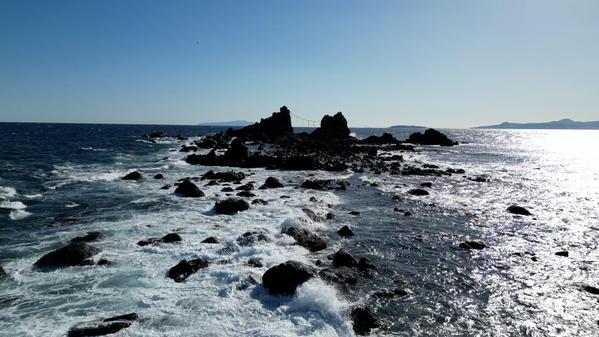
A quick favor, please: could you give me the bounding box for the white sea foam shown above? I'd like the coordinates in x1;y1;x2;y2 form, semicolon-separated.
0;186;17;199
23;193;43;199
0;200;27;210
9;209;32;220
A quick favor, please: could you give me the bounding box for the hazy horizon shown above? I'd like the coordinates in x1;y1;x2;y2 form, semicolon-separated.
1;0;598;127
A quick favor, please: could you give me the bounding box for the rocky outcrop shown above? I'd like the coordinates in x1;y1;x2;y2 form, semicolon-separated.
282;227;327;252
332;249;357;268
35;242;101;268
350;307;380;335
507;205;532;216
71;232;103;243
406;128;457;146
260;177;284;189
137;233;182;246
174;180;204;197
361;133;399;145
214;198;250;215
319;266;358;286
226;106;293;141
168;258;209;282
262;261;317;295
67;313;138;337
121;171;142;181
202;170;245;182
310;112;351;140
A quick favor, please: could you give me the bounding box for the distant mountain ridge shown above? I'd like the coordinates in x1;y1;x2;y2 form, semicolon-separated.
389;124;426;129
476;118;599;130
198;120;253;127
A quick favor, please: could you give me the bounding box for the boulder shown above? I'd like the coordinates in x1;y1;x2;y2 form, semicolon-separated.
260;177;284;189
350;307;380;335
332;249;357;268
262;261;317;295
215;198;250;215
121;171;142;181
168;258;209;282
235;183;254;191
360;133;399;144
202;170;246;182
406;128;457;146
507;205;532;216
201;237;219;244
236;231;269;246
174;180;204;197
247;258;264;268
236;191;256;198
420;182;433;188
153;174;164;179
319;266;358;286
35;242;101;268
408;188;429;196
459;241;486;250
71;232;103;243
300;179;331;190
137;233;182;246
282;227;327;252
67;313;138;337
337;225;354;237
310;112;351;140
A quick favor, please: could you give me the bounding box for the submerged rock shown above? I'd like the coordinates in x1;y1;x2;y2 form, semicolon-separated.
507;205;532;216
168;258;209;282
420;182;433;188
215;198;250;215
174;180;205;197
137;233;182;246
350;306;380;335
459;241;486;250
121;171;143;181
71;232;103;243
406;128;457;146
236;191;256;198
282;227;327;252
153;173;164;179
260;177;284;189
251;199;268;205
407;188;429;196
319;266;358;286
262;261;317;295
337;225;354;237
67;313;138;337
34;242;101;268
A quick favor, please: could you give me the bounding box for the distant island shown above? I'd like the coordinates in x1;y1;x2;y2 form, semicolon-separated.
476;118;599;130
389;124;426;129
198;120;253;127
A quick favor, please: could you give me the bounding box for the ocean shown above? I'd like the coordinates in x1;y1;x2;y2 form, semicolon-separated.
0;123;598;337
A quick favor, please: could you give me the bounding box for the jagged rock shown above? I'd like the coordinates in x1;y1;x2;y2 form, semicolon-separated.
153;174;164;179
168;258;209;282
262;261;317;295
361;133;399;144
282;227;327;252
459;241;486;250
507;205;532;216
260;177;284;189
408;188;429;196
67;313;138;337
406;128;457;146
350;306;380;335
174;180;204;197
215;198;250;215
71;232;103;243
121;171;142;181
35;242;101;268
337;225;354;237
226;106;293;141
247;258;263;268
310;112;351;140
201;236;219;244
236;231;269;246
333;249;357;268
203;170;245;182
319;266;358;286
137;233;182;246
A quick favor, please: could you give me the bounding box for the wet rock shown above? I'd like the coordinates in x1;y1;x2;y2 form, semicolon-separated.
67;313;138;337
310;112;351;140
262;261;317;295
357;257;377;272
282;227;327;252
0;266;7;279
302;208;324;222
350;306;380;335
96;259;111;266
333;249;357;268
222;138;249;166
168;258;209;282
584;285;599;295
326;213;336;220
420;182;433;188
34;242;101;268
247;258;263;268
235;183;254;191
468;175;490;182
202;170;246;182
215;198;250;215
252;199;268;205
300;179;330;190
406;128;457;146
337;225;354;237
236;231;269;246
71;232;103;243
361;133;399;145
201;236;219;244
459;241;486;250
507;205;532;216
137;233;182;246
555;251;569;257
349;211;360;216
160;184;171;190
260;177;284;189
319;266;358;286
153;173;164;179
121;171;142;181
408;188;429;196
309;196;317;202
174;179;204;197
236;191;256;198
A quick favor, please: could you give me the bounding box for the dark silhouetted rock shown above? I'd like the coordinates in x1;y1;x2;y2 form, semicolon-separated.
260;177;284;189
319;266;358;286
221;187;234;192
300;179;331;190
160;184;171;190
215;198;250;215
337;225;354;237
97;259;111;266
226;106;293;141
67;313;138;337
236;231;269;246
555;251;569;257
459;241;486;250
408;188;429;196
420;182;433;188
235;183;254;191
236;191;256;198
121;171;142;181
137;233;182;246
406;128;457;146
247;258;263;268
357;257;377;272
333;249;357;268
326;212;335;220
203;170;246;182
349;211;360;216
310;112;351;140
282;227;327;252
351;307;380;335
174;180;204;197
361;133;399;144
153;174;164;179
507;205;532;216
262;261;317;295
71;232;103;243
584;285;599;295
201;236;219;244
35;242;101;268
223;138;249;165
168;258;209;282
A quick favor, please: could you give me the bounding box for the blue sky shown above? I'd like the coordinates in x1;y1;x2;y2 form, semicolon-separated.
0;0;598;127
